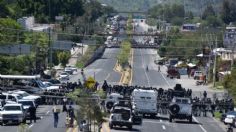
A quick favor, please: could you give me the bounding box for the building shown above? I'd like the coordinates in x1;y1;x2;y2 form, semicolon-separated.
223;26;236;49
17;16;53;32
213;48;236;61
181;24;197;32
17;16;34;30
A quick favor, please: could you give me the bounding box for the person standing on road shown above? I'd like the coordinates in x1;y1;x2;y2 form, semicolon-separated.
203;91;207;98
68;105;75;127
158;65;161;72
53;106;59;128
29;104;36;123
62;96;67;112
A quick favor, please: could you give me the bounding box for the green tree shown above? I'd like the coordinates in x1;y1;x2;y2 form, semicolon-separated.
221;0;236;24
67;88;106;131
202;5;216;20
206;16;222;27
57;51;70;67
0;18;21;45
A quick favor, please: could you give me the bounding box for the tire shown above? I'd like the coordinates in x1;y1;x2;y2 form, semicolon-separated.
109;123;113;129
128;125;132;130
106;102;114;110
169;115;173;122
169;104;180;115
22;118;26;123
150;114;156;118
189;116;192;123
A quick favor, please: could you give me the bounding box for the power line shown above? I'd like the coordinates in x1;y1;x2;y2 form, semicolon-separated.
0;26;224;41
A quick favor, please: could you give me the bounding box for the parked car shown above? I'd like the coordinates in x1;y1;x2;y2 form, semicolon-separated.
0;93;23;103
167;68;180;79
0;103;27;125
59;72;70;81
48;79;61;85
193;71;203;80
64;67;73;75
11;90;41;106
221;111;236;123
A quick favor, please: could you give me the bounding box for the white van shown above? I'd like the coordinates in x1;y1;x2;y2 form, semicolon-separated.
131;89;157;117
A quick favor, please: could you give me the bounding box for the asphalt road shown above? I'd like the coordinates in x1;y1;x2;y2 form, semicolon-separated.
0;105;67;132
110;19;226;132
69;48;121;85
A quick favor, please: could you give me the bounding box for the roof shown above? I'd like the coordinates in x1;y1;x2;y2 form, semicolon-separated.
18;99;34;102
113;106;131;110
0;74;40;79
226;26;236;30
182;24;197;27
4;103;22;106
133;89;156;93
219;71;231;75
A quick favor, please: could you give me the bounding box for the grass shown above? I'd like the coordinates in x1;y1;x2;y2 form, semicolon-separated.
214;111;222;120
76;45;97;68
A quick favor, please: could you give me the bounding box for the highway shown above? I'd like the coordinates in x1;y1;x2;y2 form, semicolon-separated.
110;19;226;132
131;48;176;88
0;105;67;132
69;48;121;85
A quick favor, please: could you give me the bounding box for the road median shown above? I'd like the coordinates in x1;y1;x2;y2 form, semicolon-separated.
114;49;133;85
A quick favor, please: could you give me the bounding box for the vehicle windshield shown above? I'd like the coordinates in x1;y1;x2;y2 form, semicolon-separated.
4;106;21;111
112;109;130;114
22;92;30;97
16;95;23;100
18;101;33;106
61;72;67;75
37;80;47;88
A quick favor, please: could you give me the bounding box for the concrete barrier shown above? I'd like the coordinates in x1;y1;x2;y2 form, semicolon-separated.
84;46;106;67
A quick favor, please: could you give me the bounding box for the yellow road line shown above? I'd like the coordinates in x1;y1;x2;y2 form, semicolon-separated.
101;122;110;132
129;49;134;85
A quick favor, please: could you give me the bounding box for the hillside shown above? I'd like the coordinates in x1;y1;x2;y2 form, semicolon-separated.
98;0;223;16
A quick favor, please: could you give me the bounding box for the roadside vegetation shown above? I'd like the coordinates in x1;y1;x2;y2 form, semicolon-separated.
223;68;236;102
67;88;106;132
0;0;112;75
126;15;133;38
117;40;131;67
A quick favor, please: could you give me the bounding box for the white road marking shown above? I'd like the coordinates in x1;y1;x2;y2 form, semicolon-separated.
162;125;166;130
46;110;50;115
140;49;150;87
160;72;171;87
29;123;34;128
193;116;207;132
160;119;163;122
105;73;110;80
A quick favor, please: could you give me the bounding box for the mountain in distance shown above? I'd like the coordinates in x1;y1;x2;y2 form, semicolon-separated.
98;0;224;16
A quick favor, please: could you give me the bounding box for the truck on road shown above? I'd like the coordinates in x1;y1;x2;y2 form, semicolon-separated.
0;103;27;125
131;89;157;117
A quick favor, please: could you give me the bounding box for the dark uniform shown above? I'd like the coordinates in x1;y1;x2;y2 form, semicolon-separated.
28;105;36;123
68;106;75;127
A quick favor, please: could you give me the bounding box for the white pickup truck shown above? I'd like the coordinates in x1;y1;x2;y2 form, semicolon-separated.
0;103;27;125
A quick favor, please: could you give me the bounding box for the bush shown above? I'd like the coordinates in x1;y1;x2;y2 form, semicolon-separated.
57;51;71;67
117;40;131;67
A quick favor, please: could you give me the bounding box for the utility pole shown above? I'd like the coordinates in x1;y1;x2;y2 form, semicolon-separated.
48;27;53;70
213;36;217;87
206;34;211;82
231;38;236;71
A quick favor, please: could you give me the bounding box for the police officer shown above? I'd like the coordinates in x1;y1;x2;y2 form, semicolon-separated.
203;91;207;98
68;105;75;127
28;104;36;123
